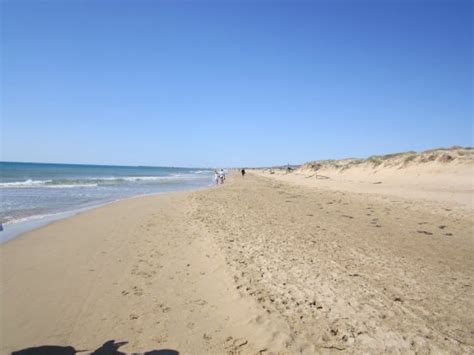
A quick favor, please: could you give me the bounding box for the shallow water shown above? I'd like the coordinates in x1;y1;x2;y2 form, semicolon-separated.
0;162;214;241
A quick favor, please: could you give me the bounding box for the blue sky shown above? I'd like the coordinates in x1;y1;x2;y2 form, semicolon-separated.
2;0;472;167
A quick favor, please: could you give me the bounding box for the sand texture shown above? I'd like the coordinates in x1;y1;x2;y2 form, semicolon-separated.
1;160;473;353
196;174;473;353
1;192;288;354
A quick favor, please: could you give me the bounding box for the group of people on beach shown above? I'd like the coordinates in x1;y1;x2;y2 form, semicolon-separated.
214;168;246;185
214;169;226;184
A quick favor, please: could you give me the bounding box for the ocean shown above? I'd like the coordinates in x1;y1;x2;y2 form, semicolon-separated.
0;162;214;242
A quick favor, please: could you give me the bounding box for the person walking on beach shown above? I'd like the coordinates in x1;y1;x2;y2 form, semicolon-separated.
219;169;226;184
214;170;219;185
241;168;246;177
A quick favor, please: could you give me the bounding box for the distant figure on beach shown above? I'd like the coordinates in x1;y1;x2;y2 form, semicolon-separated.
219;169;226;184
241;168;246;177
214;170;219;185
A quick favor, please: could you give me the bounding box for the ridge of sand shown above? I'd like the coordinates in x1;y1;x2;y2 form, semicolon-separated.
2;172;473;353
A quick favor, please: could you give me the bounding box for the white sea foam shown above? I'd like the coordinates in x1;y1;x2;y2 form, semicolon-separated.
47;183;99;188
120;175;203;181
0;179;52;187
4;212;58;225
0;180;98;188
0;174;211;188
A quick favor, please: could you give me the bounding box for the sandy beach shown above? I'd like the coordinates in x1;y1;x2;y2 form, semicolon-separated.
1;152;473;354
3;0;472;353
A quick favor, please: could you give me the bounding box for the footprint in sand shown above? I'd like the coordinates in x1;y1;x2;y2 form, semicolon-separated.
193;299;208;306
224;337;248;351
132;286;144;296
370;219;381;227
157;304;171;313
417;230;433;235
153;335;168;344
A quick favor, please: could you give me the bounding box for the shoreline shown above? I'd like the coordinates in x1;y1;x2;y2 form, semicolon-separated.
0;183;214;244
1;174;472;353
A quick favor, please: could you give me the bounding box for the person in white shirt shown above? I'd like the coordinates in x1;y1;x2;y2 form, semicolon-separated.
219;169;226;184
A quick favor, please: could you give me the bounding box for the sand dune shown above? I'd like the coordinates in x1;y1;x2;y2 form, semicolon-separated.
255;147;473;208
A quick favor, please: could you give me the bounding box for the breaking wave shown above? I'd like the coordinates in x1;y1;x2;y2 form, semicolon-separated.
0;174;212;189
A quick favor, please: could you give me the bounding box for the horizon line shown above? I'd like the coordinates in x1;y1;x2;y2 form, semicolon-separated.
1;145;471;170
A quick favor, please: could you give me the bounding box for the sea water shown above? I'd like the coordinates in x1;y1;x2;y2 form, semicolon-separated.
0;162;214;242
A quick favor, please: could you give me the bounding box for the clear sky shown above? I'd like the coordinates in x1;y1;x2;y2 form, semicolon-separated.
1;0;472;167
